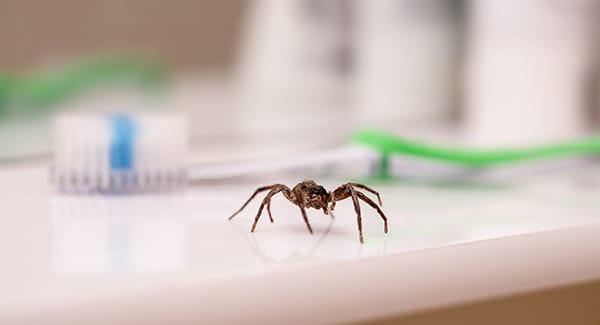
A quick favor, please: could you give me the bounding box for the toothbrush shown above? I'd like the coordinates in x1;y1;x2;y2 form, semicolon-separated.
353;129;600;179
1;55;165;113
53;123;600;193
52;113;187;193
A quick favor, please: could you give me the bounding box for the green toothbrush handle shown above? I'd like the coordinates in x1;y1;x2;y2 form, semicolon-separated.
353;129;600;168
1;54;165;111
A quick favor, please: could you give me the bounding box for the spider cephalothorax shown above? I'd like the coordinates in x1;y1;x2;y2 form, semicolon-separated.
229;180;388;243
293;180;329;210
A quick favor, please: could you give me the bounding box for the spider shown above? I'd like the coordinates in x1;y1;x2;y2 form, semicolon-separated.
228;180;388;243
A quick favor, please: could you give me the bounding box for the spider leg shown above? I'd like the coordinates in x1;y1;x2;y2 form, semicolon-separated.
229;184;278;220
250;200;267;232
356;192;388;234
327;207;335;219
294;190;314;234
251;186;289;231
347;186;364;244
348;183;383;206
327;193;336;219
266;200;274;223
266;185;292;223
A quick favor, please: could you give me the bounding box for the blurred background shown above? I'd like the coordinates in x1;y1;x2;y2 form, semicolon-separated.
2;0;599;164
0;0;244;72
3;1;600;323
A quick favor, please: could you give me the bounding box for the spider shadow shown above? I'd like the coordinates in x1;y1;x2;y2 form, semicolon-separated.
229;218;336;268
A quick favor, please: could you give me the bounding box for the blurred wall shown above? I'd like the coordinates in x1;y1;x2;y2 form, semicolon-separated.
0;0;247;72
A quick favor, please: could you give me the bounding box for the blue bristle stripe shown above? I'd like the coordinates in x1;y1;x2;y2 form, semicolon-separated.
110;114;137;170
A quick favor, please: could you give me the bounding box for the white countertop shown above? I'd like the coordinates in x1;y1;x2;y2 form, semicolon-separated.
1;163;600;324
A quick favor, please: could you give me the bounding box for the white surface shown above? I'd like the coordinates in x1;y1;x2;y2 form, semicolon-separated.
13;224;600;324
1;163;600;323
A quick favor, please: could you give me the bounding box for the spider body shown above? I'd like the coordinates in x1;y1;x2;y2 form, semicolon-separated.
229;180;388;243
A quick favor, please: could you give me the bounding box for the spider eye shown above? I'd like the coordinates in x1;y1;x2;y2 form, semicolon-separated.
312;186;326;196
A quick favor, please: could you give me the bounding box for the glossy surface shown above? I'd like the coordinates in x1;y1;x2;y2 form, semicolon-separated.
1;164;600;316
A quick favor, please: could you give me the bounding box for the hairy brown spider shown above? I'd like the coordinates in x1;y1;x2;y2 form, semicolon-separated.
228;180;388;243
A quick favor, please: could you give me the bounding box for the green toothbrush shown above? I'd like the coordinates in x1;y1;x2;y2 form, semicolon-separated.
0;54;165;114
353;129;600;179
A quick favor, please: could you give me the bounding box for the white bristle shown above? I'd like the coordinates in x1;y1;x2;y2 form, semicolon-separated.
52;113;188;193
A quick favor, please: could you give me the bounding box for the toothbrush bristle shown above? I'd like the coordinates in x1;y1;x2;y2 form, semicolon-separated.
51;114;188;193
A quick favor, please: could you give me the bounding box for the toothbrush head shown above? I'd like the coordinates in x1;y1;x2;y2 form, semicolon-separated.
51;113;188;193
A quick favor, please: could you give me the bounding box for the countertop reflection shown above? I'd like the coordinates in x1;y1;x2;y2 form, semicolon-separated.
1;165;600;315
